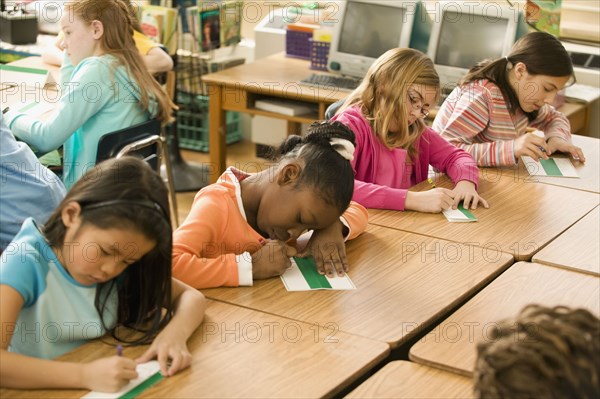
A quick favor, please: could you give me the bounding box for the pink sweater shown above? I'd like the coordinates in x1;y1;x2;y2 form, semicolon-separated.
332;105;479;211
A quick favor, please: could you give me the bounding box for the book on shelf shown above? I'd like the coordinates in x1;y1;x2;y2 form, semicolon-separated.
139;5;178;54
254;99;315;116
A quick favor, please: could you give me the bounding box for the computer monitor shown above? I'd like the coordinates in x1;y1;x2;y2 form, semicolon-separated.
427;1;518;91
327;0;430;79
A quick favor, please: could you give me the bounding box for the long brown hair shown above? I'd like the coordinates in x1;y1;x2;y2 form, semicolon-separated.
460;31;574;118
64;0;175;124
44;157;173;344
336;48;440;156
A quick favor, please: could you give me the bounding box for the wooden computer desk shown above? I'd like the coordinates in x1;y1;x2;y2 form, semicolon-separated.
0;300;389;399
368;174;599;261
409;262;600;376
533;206;599;276
204;224;513;349
202;52;347;183
487;134;600;194
346;361;474;399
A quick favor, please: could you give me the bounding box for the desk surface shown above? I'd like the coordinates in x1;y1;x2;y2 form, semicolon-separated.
346;361;474;399
533;206;599;276
202;52;347;104
0;300;389;399
369;174;599;261
409;262;600;376
487;135;600;194
204;224;513;349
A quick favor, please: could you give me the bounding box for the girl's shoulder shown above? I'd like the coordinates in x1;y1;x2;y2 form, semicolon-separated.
458;79;503;102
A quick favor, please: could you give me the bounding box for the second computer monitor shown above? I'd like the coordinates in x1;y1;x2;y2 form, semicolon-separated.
427;2;518;91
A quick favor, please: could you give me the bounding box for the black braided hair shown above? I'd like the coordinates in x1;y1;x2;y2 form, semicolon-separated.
273;120;356;213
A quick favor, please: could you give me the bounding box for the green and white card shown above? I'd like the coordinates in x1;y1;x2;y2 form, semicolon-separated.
281;257;356;291
522;156;579;178
81;361;162;399
443;203;478;223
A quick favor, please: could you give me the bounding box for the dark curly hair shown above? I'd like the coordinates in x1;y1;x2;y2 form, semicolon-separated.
271;120;356;214
474;304;600;399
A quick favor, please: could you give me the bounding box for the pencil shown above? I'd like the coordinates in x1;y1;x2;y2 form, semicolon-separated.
427;177;436;188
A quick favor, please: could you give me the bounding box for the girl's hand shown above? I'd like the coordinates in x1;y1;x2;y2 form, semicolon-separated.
546;137;586;163
300;220;347;277
136;331;192;377
405;188;454;213
514;134;549;161
252;240;297;279
452;181;489;210
82;356;138;392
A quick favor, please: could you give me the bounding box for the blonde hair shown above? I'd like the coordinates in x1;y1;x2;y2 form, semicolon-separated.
64;0;176;124
337;48;440;155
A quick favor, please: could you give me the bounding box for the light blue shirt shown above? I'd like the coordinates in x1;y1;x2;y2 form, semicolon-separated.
5;53;154;189
0;114;66;250
0;218;118;359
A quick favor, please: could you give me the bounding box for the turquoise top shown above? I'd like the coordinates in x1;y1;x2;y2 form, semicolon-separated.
5;53;156;188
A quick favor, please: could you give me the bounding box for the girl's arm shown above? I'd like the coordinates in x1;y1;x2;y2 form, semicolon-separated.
0;285;137;391
144;47;174;75
531;105;585;162
172;193;256;289
136;279;205;377
433;85;517;167
353;179;410;211
5;58;113;153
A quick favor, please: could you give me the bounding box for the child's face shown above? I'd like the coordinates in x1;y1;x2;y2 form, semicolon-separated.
403;84;437;127
60;12;102;66
514;71;570;113
58;204;156;286
256;178;341;243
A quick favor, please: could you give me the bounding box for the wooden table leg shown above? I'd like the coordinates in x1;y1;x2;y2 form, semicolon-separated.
208;84;226;183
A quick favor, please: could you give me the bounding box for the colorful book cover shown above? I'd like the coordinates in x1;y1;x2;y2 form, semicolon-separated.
140;5;178;54
525;0;562;37
220;1;242;47
199;7;221;52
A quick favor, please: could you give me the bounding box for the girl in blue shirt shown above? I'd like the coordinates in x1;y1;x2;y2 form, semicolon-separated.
0;157;205;392
4;0;176;188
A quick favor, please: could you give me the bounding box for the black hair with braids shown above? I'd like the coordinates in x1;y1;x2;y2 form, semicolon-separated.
273;120;356;214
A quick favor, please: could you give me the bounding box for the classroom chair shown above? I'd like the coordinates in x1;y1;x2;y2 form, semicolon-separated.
325;99;345;120
96;119;179;227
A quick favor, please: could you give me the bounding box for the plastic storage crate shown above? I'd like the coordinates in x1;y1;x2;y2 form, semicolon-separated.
176;93;242;152
309;39;330;71
285;28;313;59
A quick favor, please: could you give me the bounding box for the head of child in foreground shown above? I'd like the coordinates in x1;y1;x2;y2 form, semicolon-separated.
259;121;356;242
474;304;600;399
341;48;440;151
43;156;174;343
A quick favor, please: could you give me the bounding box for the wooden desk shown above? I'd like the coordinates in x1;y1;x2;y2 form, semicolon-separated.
369;175;599;261
202;53;346;182
0;300;389;399
409;262;600;376
485;134;600;194
346;361;474;399
533;206;599;276
204;224;513;349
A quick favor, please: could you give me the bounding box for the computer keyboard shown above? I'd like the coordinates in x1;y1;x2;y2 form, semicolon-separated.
299;73;362;92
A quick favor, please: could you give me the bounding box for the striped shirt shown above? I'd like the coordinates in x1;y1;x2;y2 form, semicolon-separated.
432;79;571;166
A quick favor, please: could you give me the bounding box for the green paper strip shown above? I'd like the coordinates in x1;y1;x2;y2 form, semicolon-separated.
119;371;163;399
458;203;477;220
294;256;332;289
0;64;48;75
539;158;562;176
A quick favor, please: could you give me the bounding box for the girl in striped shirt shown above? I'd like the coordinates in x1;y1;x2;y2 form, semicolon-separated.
433;32;585;167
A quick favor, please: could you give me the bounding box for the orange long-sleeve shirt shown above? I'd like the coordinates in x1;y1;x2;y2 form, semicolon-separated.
172;168;368;289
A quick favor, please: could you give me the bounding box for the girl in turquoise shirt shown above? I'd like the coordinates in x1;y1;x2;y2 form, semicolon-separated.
4;0;175;188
